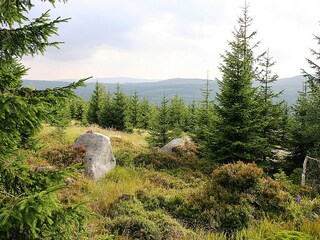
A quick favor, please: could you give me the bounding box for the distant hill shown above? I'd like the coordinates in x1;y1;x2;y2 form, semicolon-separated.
23;76;305;105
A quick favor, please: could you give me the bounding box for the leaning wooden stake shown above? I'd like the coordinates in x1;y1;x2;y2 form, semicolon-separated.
301;156;308;186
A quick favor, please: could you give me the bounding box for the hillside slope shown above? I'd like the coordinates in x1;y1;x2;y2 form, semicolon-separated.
18;123;320;239
23;75;304;105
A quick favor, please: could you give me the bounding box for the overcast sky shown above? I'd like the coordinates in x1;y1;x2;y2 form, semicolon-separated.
22;0;320;80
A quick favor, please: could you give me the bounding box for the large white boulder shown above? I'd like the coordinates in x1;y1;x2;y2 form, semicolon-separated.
73;132;116;180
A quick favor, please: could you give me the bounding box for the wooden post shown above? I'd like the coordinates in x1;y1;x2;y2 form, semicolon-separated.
301;156;308;186
301;156;320;186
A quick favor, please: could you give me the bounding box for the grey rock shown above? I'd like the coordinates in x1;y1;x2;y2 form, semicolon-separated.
159;138;186;155
73;132;116;180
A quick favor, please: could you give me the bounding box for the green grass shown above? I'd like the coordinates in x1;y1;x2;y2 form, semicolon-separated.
21;123;320;240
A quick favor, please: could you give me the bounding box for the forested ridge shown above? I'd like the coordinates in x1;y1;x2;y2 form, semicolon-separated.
1;1;320;239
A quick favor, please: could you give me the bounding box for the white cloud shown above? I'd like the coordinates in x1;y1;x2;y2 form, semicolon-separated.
21;0;320;80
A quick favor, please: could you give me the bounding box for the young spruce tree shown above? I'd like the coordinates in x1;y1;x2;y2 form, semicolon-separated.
0;1;89;238
207;4;265;163
193;76;214;149
112;84;128;130
256;50;288;166
147;94;174;147
87;82;106;125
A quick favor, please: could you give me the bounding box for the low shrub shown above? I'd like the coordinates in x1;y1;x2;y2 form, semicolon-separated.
114;150;135;167
137;190;204;229
148;211;192;239
105;195;145;218
212;202;255;234
106;195;191;239
111;215;162;240
133;150;212;177
134;151;187;170
143;171;188;190
192;162;293;234
256;177;291;216
42;145;86;167
210;161;264;193
172;142;200;158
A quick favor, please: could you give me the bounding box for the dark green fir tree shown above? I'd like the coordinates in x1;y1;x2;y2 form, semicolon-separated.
98;90;114;128
146;94;174;147
112;84;128;131
256;50;288;167
0;1;89;238
290;27;320;171
193;74;214;148
86;82;106;125
169;94;187;132
125;90;140;132
207;4;265;163
137;97;151;129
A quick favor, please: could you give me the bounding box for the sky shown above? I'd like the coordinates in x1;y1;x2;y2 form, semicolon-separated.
21;0;320;81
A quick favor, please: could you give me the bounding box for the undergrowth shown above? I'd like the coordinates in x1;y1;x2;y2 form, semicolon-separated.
19;124;320;240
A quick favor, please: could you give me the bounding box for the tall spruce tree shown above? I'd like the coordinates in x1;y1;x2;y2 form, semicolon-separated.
302;31;320;91
290;26;320;171
0;1;88;238
207;4;265;163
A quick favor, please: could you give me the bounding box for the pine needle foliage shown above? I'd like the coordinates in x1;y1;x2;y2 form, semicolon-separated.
256;50;289;165
207;4;265;163
290;25;320;170
147;94;175;147
0;1;89;239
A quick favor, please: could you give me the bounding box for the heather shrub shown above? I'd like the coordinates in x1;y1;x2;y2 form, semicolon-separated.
42;145;86;167
192;162;293;233
134;151;189;170
210;161;264;193
133;150;212;178
148;211;192;239
114;150;134;167
143;171;188;190
110;136;134;149
172;142;200;158
111;215;161;240
256;177;291;216
106;195;191;239
137;190;204;229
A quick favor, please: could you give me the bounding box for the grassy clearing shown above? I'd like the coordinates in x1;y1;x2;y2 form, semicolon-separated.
22;124;320;240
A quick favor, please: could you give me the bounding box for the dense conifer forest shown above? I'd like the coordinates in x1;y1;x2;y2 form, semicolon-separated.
1;1;320;239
